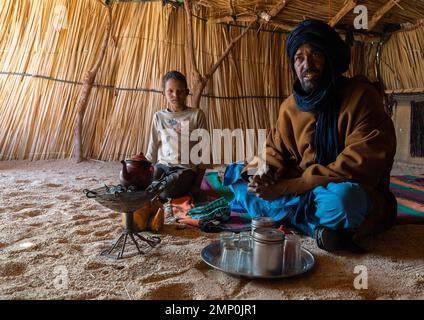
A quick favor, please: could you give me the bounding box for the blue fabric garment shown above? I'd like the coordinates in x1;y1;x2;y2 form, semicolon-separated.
223;163;370;236
293;75;343;166
223;163;299;221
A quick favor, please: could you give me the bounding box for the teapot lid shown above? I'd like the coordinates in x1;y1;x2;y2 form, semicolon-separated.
252;227;285;243
126;152;151;163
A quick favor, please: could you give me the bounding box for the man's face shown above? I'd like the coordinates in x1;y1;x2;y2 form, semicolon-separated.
294;43;326;93
163;78;189;109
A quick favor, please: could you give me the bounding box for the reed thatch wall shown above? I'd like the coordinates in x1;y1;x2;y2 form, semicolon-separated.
0;0;421;161
382;28;424;93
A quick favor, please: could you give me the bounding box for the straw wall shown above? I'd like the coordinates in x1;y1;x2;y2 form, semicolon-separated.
0;0;407;161
381;27;424;93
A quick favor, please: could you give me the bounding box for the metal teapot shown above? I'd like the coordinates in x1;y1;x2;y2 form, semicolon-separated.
119;153;153;191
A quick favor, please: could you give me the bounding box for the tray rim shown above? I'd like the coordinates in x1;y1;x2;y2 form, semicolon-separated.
201;241;316;279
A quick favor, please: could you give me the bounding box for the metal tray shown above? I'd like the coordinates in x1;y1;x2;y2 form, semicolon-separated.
201;241;316;279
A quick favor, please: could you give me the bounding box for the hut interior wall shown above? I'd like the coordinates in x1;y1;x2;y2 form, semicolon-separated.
0;0;422;161
382;28;424;93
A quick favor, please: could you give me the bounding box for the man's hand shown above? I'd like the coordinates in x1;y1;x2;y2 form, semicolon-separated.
248;164;281;186
250;181;284;200
250;176;315;200
247;164;284;200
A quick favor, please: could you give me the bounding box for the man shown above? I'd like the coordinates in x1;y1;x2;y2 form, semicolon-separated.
223;19;397;252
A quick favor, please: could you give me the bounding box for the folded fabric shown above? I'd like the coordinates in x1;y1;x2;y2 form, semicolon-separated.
176;200;231;228
187;197;229;220
199;211;252;233
170;195;195;215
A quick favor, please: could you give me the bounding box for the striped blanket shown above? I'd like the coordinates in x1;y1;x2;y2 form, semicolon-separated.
390;174;424;224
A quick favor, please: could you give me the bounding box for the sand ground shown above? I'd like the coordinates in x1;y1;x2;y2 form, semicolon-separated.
0;159;423;300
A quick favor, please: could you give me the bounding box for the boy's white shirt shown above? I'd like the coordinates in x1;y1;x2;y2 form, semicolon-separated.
145;107;208;170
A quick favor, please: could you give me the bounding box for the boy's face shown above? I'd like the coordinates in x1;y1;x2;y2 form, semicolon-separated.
163;78;189;109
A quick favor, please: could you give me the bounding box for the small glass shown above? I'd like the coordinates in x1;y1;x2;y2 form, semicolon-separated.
220;238;238;272
219;232;234;250
219;232;238;272
236;232;252;274
282;234;302;274
239;231;252;247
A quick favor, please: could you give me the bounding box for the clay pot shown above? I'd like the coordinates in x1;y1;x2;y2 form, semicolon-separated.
119;153;153;190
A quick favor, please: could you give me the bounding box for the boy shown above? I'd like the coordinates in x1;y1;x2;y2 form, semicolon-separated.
146;71;208;201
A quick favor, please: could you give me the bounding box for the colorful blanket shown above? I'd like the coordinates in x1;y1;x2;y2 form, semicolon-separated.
172;171;424;231
390;174;424;224
200;171;234;202
171;172;249;232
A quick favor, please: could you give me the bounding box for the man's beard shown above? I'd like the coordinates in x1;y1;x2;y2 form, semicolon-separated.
300;79;318;93
299;67;322;94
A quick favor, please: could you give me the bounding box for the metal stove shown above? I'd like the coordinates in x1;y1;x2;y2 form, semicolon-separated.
83;174;177;260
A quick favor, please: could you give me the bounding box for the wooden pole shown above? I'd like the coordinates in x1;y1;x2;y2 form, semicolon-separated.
368;0;402;31
74;1;112;162
328;0;357;27
268;0;288;18
184;0;256;109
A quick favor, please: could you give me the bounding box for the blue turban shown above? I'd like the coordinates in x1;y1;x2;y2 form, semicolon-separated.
286;19;350;74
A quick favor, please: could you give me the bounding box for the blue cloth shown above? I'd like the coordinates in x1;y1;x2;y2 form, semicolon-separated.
224;163;299;221
223;163;370;236
293;75;342;166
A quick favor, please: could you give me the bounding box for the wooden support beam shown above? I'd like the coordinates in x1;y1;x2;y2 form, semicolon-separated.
74;1;112;163
208;0;288;25
268;0;288;18
368;0;402;31
328;0;357;27
184;0;256;108
228;0;236;18
207;15;242;24
204;19;256;80
400;18;424;31
267;21;294;32
184;0;202;81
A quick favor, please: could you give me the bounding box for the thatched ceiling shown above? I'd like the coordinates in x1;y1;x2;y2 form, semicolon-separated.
192;0;424;34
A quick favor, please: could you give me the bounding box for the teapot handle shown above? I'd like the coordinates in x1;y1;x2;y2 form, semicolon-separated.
83;189;98;198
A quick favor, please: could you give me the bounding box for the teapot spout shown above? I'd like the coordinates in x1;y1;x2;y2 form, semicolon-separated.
120;160;129;181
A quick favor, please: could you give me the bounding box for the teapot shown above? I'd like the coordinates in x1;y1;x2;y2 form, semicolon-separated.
120;153;154;191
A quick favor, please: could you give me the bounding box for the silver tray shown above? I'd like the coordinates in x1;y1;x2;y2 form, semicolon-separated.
201;241;316;279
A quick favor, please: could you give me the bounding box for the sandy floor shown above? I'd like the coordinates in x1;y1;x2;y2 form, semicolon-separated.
0;160;423;300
